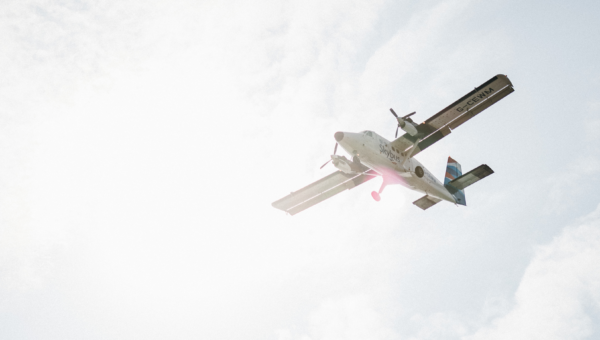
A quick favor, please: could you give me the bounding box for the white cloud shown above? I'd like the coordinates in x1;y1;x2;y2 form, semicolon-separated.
274;203;600;340
467;203;600;340
585;101;600;142
1;0;599;339
409;312;468;340
279;295;400;340
545;156;600;213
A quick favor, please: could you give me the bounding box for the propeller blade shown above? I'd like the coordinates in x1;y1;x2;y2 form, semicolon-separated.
320;159;332;169
402;111;416;119
334;143;338;155
395;126;399;138
389;108;398;118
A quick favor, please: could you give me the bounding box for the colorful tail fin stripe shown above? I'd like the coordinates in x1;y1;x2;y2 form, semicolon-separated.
444;157;462;185
444;156;466;205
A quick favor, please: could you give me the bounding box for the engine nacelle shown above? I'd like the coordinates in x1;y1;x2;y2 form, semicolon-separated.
398;119;419;136
332;156;353;173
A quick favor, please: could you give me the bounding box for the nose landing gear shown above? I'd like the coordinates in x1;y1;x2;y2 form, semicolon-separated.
371;191;381;201
371;180;387;202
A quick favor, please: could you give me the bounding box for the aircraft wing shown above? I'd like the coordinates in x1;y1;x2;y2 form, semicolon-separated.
272;170;379;215
390;74;514;157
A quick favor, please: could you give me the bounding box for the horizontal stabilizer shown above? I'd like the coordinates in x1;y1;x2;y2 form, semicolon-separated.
413;195;442;210
272;170;379;215
446;164;494;192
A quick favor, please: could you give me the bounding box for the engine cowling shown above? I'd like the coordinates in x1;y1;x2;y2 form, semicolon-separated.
331;155;368;174
398;119;419;136
332;156;353;173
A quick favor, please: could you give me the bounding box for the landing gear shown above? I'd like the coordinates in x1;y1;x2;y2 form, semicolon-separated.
371;191;381;201
371;179;387;202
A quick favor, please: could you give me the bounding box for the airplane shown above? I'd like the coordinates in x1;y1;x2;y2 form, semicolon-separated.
272;74;514;215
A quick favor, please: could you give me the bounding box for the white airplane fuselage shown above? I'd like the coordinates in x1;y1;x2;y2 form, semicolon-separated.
335;131;457;204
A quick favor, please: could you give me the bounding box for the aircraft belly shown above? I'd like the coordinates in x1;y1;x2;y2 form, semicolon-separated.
362;152;413;188
339;134;454;202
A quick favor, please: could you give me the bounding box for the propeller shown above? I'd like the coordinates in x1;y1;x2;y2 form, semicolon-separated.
319;143;338;169
390;108;416;138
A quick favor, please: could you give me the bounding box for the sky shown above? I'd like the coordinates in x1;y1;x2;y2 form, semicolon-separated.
1;0;600;339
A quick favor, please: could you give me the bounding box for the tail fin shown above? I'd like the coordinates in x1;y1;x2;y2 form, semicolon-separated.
444;157;462;185
445;157;466;205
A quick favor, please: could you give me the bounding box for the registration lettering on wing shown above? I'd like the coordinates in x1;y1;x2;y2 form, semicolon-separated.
456;87;495;112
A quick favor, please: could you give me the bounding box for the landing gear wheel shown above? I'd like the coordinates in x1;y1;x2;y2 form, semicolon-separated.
371;191;381;202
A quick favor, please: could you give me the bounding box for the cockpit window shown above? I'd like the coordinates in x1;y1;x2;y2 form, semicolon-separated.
365;131;373;137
